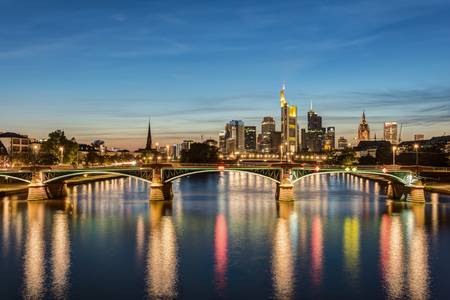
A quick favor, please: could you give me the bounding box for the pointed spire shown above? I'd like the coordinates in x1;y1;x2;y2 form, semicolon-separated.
145;118;152;150
280;82;287;107
362;110;366;121
310;100;313;111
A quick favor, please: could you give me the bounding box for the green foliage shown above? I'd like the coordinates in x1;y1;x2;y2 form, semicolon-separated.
180;143;218;163
39;130;78;165
333;149;356;166
85;150;104;166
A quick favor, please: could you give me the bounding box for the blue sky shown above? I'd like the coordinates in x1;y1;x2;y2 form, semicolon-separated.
1;0;449;149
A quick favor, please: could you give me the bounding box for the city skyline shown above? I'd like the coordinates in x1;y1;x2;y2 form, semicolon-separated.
1;0;450;149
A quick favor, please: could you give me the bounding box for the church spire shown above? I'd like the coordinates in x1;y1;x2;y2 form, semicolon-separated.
145;118;152;150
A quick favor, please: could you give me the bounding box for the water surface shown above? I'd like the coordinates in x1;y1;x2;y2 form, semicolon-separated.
1;173;450;299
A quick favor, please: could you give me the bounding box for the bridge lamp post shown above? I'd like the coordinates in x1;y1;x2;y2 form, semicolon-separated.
279;145;283;163
414;144;419;175
59;146;64;165
392;146;397;166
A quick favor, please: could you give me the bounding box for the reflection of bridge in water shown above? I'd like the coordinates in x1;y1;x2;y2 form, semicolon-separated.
0;164;426;202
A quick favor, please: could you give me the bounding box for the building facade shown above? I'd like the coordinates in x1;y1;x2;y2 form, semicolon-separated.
280;84;299;153
358;112;370;141
0;132;30;155
244;126;256;152
383;122;398;144
338;136;349;149
225;120;245;154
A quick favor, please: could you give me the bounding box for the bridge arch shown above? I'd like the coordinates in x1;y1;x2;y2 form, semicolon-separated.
43;171;153;184
0;174;31;184
291;170;410;185
164;169;281;184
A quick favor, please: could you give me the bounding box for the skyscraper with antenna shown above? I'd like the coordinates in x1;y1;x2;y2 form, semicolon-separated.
280;83;299;154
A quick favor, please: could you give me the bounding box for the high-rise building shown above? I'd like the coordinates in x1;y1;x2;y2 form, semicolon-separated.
307;103;322;131
414;134;425;141
218;130;226;153
338;136;349;149
260;117;275;153
383;122;398;144
181;139;194;151
323;127;335;151
358;111;370;141
225;120;245;154
301;128;324;152
280;84;298;153
261;116;275;134
244;126;257;152
145;119;152;150
270;131;282;153
301;103;329;152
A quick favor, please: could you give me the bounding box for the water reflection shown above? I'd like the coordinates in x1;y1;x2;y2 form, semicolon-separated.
146;201;178;299
272;202;295;299
311;216;323;287
51;211;70;299
214;214;228;292
0;174;449;299
23;202;46;300
343;217;360;285
380;203;430;299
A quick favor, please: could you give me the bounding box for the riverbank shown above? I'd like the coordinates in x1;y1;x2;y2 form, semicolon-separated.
0;174;125;197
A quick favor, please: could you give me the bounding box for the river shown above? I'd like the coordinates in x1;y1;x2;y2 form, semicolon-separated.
1;173;450;299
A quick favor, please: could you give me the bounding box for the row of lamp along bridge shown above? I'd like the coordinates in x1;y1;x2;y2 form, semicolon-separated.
17;165;427;203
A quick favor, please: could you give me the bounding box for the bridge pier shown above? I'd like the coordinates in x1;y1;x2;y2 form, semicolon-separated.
46;181;68;199
27;172;48;201
405;180;426;203
276;176;294;202
386;181;406;201
150;169;173;201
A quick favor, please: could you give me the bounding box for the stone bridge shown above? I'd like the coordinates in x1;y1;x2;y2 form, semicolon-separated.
0;165;424;202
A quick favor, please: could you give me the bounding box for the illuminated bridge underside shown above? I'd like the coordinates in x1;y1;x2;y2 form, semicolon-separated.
162;168;282;183
0;167;422;202
0;172;33;183
42;169;153;184
290;169;413;185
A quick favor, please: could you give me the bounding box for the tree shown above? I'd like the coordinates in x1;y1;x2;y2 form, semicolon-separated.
180;143;218;163
333;149;356;166
85;150;104;166
39;130;78;165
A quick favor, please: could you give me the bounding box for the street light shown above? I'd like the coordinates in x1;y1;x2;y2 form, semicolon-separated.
59;146;64;165
279;145;283;163
414;144;419;175
392;146;397;166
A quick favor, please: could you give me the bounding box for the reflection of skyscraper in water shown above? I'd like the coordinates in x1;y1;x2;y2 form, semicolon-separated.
311;216;323;287
379;210;430;299
214;214;228;293
343;217;360;286
146;202;177;299
272;204;295;299
51;212;70;299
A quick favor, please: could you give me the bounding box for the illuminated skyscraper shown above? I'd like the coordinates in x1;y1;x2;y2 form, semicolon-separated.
358;112;370;141
225;120;245;154
383;122;398;144
261;117;275;153
280;84;298;153
244;126;257;152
